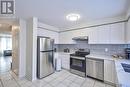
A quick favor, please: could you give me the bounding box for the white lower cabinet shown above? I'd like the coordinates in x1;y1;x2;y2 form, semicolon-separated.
59;53;70;70
104;60;116;85
54;53;70;70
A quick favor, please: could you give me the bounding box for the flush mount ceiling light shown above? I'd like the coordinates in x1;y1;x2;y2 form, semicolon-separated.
66;13;80;21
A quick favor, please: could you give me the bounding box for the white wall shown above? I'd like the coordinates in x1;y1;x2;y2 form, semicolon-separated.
26;17;37;81
18;19;26;78
12;26;20;75
0;27;11;33
11;19;27;78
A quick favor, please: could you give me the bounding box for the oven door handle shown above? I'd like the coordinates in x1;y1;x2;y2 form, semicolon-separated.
70;56;85;60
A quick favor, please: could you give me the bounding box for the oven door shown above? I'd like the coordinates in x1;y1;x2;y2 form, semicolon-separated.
70;56;86;72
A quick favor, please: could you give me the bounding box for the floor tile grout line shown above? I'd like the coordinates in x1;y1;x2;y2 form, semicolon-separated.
47;72;74;87
92;80;96;87
34;71;66;87
80;78;87;87
61;74;74;87
48;73;71;87
64;74;83;87
9;71;21;87
0;78;5;87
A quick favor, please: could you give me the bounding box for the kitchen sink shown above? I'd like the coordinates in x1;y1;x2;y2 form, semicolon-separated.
121;63;130;73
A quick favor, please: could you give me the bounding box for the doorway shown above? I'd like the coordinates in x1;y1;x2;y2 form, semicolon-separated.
0;21;19;76
0;34;12;74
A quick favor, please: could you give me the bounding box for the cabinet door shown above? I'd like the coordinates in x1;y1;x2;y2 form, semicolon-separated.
88;27;99;44
98;25;110;44
60;54;70;70
59;32;76;44
86;59;95;76
110;23;125;44
127;19;130;43
104;60;116;84
79;28;91;36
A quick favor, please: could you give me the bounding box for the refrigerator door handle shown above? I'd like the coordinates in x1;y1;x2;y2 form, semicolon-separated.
40;50;53;52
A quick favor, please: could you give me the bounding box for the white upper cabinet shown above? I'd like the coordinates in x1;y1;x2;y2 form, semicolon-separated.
59;28;92;44
89;22;125;44
98;25;110;44
89;27;99;44
126;18;130;43
37;21;126;44
79;28;91;36
89;25;110;44
110;22;125;44
59;31;76;44
37;28;59;44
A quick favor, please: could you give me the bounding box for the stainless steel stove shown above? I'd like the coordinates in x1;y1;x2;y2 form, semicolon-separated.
70;49;90;77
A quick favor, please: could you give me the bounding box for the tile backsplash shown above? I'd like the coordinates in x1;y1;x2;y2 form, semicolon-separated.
55;41;130;56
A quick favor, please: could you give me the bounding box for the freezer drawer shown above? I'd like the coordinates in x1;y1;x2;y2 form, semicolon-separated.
86;58;104;81
37;51;54;78
38;37;54;51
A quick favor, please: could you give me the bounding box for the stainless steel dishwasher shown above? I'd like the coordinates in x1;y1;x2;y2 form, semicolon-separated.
86;58;104;81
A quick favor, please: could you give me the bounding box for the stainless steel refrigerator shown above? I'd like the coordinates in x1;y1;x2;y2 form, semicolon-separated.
37;36;54;78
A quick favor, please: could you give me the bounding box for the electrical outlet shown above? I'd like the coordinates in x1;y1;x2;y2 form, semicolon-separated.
105;48;108;52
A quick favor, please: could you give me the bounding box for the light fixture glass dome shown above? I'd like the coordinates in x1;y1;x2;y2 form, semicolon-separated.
66;13;80;21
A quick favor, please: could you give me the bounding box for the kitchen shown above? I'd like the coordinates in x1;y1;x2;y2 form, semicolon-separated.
0;0;130;87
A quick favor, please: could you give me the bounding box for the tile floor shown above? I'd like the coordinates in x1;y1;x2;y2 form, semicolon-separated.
0;56;11;74
0;70;115;87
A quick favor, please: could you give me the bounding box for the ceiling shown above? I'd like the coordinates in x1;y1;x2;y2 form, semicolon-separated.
15;0;130;29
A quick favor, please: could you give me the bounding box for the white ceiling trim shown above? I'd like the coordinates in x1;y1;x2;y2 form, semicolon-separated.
38;22;59;32
16;0;129;29
38;15;127;32
60;15;127;31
